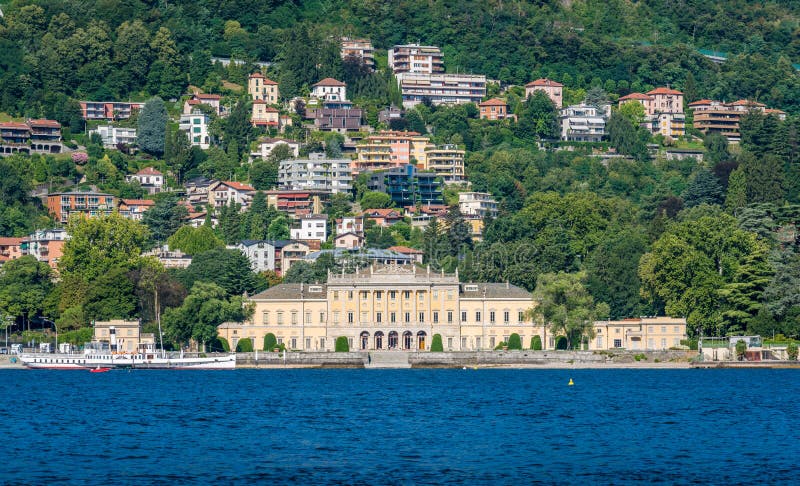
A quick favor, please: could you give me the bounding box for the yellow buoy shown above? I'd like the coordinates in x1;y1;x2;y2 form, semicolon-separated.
568;378;574;386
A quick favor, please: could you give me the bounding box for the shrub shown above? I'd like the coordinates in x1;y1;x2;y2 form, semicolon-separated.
555;336;568;350
263;333;277;351
735;340;747;361
494;341;507;350
531;335;543;350
335;336;349;352
207;336;230;352
236;338;254;352
634;353;647;361
430;334;444;352
787;342;798;361
507;333;522;350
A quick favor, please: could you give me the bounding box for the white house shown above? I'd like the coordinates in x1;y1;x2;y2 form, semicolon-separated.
125;167;164;194
88;125;137;148
290;214;328;243
252;137;300;159
179;110;211;149
208;181;255;211
559;103;609;142
311;78;347;102
336;216;364;237
458;192;498;219
231;239;310;275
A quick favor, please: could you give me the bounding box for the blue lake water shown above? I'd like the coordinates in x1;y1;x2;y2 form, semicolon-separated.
4;368;799;484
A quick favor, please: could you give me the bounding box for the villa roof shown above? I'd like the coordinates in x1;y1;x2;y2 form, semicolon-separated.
250;283;328;301
479;98;508;106
459;282;531;299
619;93;651;101
0;122;31;130
216;181;255;192
647;87;683;96
526;78;563;87
121;199;155;206
28;119;61;128
314;77;346;87
387;245;424;254
136;167;162;176
688;99;713;106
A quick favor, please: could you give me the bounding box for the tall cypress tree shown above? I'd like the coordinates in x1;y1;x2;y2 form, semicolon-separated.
137;97;167;156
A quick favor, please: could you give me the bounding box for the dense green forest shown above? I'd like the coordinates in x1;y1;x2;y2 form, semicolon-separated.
2;0;800;347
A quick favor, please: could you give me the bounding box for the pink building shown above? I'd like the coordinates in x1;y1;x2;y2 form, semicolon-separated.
525;78;563;108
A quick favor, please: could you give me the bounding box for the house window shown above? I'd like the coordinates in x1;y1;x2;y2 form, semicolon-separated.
518;311;524;323
320;312;325;323
376;291;382;300
404;312;410;323
447;337;453;349
277;312;284;325
433;311;439;323
447;311;453;323
419;312;425;322
305;337;311;349
490;337;495;348
661;326;667;333
262;311;269;325
291;338;297;349
305;312;311;324
347;312;354;324
661;338;667;348
673;326;680;333
333;312;339;324
461;337;467;349
348;291;353;300
503;311;509;323
475;337;481;349
362;291;369;300
614;339;622;348
433;290;438;299
376;312;382;323
475;311;481;322
390;312;396;323
390;291;396;300
648;326;654;333
319;338;325;349
489;311;495;323
461;311;467;322
596;336;603;348
404;291;411;299
418;292;424;300
291;312;298;325
447;290;453;300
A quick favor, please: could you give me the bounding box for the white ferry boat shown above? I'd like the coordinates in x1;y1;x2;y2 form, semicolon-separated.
19;350;236;370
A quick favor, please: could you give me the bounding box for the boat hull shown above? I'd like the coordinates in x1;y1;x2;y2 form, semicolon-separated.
19;353;237;370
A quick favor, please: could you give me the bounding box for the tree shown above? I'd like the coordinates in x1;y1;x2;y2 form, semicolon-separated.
142;195;188;244
430;333;444;352
617;101;646;127
443;206;473;258
167;225;224;255
507;333;522;350
704;133;730;165
224;98;253;157
181;248;265;297
683;169;724;208
83;265;137;320
585;230;648;319
0;256;53;330
360;191;393;209
335;336;349;352
608;111;649;161
249;160;279;190
165;127;192;183
162;281;250;350
267;214;290;240
735;339;747;361
236;337;254;352
517;90;558;140
137;97;168;156
531;335;543;350
787;342;798;360
530;272;609;350
282;261;317;284
725;167;748;211
743;153;785;204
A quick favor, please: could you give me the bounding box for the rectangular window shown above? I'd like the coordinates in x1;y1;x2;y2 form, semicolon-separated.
291;312;298;325
277;312;284;325
361;291;369;300
503;311;510;323
262;311;269;325
333;312;339;324
348;291;353;300
404;291;411;299
596;336;603;348
277;337;283;345
404;312;410;323
447;311;453;323
518;311;524;323
347;312;354;324
319;338;325;349
447;290;453;300
461;337;467;349
390;312;397;323
661;326;667;333
305;337;311;350
305;312;311;324
614;339;622;348
673;326;679;333
193;127;201;133
333;291;339;301
476;311;481;322
433;311;439;323
390;291;396;300
376;312;382;323
490;311;495;323
447;337;453;349
418;292;424;300
291;338;297;349
490;337;496;348
648;326;654;333
433;290;438;299
419;312;425;323
320;312;325;323
661;338;667;348
376;291;382;300
461;311;467;322
476;337;481;349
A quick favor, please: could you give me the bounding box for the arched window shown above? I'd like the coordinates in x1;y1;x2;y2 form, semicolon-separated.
403;331;413;350
388;331;398;349
374;331;384;350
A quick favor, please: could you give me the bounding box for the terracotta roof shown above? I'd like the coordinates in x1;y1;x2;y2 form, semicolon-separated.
765;108;786;114
313;77;346;87
0;122;30;130
619;93;651;101
187;99;201;105
27;119;61;128
363;208;402;218
258;137;298;144
249;72;265;79
647;87;683;96
688;99;713;106
479;98;508;107
262;77;278;85
336;232;363;239
218;181;255;192
196;94;221;100
526;78;563;88
121;199;155;206
729;99;765;107
185;211;207;220
136;167;163;176
387;245;423;254
0;237;24;245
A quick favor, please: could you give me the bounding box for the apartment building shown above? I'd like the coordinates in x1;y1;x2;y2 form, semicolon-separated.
459;192;498;219
179;110;211;149
279;153;352;194
208;181;255;211
341;38;375;70
354;130;432;173
560;103;609;142
46;192;116;224
424;144;466;184
265;190;328;217
397;73;486;108
79;101;144;120
290;214;328;243
589;317;687;351
232;239;311;275
389;44;444;74
305;107;363;132
0;119;63;156
0;237;24;265
88;125;137;148
618;87;685;138
367;164;443;207
525;78;563;108
688;99;786;142
21;229;67;270
248;72;280;103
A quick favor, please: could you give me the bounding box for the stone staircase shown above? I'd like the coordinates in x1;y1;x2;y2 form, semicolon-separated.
364;351;411;369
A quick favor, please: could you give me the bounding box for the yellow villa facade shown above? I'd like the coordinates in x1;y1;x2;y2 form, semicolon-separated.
217;265;687;352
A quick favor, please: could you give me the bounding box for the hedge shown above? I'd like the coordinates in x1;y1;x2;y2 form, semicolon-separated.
430;334;444;352
531;335;542;350
507;333;522;350
236;338;254;352
263;333;277;351
335;336;349;352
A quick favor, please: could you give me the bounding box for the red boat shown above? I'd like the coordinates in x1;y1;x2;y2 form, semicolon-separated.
90;367;111;373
